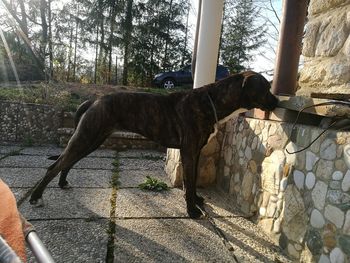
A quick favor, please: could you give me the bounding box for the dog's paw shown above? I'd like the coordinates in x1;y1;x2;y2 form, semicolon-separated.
59;181;71;189
29;198;44;207
187;206;203;219
195;195;204;206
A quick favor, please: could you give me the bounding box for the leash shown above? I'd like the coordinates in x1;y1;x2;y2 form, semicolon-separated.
286;100;350;154
207;93;219;124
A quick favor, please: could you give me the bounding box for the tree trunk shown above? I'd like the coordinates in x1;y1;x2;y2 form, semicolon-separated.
67;27;73;82
40;0;48;76
94;25;99;84
107;0;117;84
18;0;28;36
181;3;190;67
122;0;133;85
162;0;173;71
72;15;79;82
115;55;118;84
48;0;53;80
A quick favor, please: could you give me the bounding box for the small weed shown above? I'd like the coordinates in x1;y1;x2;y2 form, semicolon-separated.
110;158;120;187
22;135;34;147
110;172;120;188
138;176;169;192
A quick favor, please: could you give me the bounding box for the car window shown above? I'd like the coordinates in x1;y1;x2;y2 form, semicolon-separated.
181;65;191;72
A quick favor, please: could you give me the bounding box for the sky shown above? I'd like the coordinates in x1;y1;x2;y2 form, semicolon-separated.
188;0;283;79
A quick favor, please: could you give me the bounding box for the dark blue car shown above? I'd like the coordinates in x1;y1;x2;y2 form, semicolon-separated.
152;64;230;89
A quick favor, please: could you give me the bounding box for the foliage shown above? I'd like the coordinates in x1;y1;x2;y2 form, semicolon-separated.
138;176;169;192
220;0;267;73
0;0;274;85
0;0;192;86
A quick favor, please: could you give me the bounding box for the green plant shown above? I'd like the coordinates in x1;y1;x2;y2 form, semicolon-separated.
22;135;34;146
138;176;169;192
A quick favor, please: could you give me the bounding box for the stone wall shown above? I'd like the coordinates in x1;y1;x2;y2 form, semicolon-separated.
299;0;350;95
165;126;224;187
216;115;350;262
0;100;62;144
0;101;164;151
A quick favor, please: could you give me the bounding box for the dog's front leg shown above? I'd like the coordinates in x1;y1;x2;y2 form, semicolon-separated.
180;148;202;219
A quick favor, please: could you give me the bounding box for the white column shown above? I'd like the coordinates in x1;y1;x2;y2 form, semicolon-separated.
193;0;225;89
165;0;225;187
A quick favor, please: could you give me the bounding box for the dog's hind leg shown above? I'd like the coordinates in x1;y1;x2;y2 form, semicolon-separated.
58;168;71;189
30;128;111;206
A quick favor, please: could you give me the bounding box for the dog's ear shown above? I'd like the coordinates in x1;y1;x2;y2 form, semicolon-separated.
241;71;259;90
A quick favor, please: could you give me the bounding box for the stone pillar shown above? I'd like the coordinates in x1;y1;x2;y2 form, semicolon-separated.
298;0;350;96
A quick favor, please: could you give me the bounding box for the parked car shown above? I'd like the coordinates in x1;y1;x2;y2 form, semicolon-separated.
152;64;229;89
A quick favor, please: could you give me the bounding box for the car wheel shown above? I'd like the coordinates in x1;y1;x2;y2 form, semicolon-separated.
162;78;176;89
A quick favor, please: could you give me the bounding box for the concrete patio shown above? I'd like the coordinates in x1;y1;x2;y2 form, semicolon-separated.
0;145;291;262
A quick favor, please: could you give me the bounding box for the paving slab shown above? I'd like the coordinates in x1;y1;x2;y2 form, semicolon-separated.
115;188;188;218
0;155;54;168
213;217;292;263
19;146;62;156
0;155;114;170
198;188;246;218
0;167;112;188
11;188;29;202
118;157;165;171
117;149;165;159
113;218;235;262
118;169;170;188
19;188;112;220
0;145;23;155
19;146;116;158
72;157;114;170
26;219;109;263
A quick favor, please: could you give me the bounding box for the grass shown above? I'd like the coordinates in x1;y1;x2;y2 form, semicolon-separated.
0;82;190;111
141;86;189;95
0;83;84;111
138;176;169;192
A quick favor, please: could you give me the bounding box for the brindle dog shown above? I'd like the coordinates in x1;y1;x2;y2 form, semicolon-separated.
30;71;278;218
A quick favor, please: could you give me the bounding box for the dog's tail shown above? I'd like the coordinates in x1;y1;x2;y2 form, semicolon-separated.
74;99;94;128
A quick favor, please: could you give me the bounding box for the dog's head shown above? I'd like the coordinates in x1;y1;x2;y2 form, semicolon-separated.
240;71;278;111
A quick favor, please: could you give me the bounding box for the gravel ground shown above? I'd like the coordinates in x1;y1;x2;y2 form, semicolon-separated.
0;144;291;262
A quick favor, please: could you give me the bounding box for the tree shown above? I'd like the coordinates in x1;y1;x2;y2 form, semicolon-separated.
220;0;267;73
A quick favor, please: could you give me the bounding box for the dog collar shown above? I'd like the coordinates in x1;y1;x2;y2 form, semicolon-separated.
206;93;219;124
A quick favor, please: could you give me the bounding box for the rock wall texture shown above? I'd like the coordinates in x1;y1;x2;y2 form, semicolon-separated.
217;116;350;262
299;0;350;95
165;124;224;187
0;100;62;144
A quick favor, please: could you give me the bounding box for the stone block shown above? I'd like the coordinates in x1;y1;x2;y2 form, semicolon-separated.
312;181;328;210
315;12;348;57
309;0;348;15
324;205;345;229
